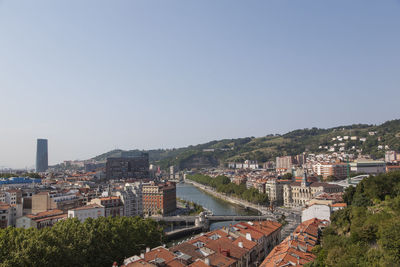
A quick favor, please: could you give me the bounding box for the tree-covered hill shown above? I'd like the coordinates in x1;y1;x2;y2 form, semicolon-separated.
306;171;400;266
91;119;400;170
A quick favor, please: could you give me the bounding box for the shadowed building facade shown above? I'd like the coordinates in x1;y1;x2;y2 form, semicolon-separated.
36;139;48;172
106;153;149;180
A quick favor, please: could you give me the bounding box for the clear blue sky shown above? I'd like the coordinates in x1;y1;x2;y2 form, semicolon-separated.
1;0;399;168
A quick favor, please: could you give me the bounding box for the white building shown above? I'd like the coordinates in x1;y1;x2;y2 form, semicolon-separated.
301;203;346;222
385;151;397;163
115;183;143;217
68;204;105;222
301;204;331;222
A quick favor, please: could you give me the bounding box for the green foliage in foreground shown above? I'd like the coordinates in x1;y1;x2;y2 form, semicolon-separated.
0;216;164;267
187;174;269;205
307;171;400;267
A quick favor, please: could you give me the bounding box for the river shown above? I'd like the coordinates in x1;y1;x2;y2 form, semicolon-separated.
176;182;259;230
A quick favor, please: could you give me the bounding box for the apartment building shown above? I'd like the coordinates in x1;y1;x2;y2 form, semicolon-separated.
276;156;294;171
68;204;105;222
265;179;292;206
142;181;176;216
0;202;12;228
312;163;347;180
31;191;82;214
115;182;143;217
16;209;67;229
90;196;124;217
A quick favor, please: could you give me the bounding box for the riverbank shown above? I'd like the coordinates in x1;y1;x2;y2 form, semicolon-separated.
184;179;275;217
184;180;302;240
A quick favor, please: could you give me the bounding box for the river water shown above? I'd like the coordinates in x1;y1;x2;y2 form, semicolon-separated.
176;182;259;230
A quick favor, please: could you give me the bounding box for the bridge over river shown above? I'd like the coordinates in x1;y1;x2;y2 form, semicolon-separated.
160;214;278;240
152;214;278;228
164;183;300;241
152;214;276;223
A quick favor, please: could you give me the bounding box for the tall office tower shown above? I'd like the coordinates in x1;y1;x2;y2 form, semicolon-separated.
36;139;48;172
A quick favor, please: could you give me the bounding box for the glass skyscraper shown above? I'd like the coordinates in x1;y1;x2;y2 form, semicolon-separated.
36;138;48;172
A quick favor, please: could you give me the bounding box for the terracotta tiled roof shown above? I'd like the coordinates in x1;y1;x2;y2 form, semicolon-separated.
26;209;64;219
99;196;120;201
125;259;156;267
0;202;11;210
34;214;67;223
144;247;176;263
165;259;185;267
69;204;103;211
207;253;236;267
170;243;203;260
188;259;209;267
247;220;282;236
260;218;327;267
331;203;347;207
205;237;247;260
232;222;264;240
232;236;257;251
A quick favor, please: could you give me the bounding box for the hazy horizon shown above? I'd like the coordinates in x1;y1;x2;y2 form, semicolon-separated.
1;119;397;169
1;0;400;168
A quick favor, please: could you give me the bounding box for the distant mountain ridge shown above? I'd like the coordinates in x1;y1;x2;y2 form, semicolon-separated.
92;119;400;169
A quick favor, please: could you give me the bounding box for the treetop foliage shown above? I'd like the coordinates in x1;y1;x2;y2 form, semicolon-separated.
307;171;400;267
0;216;163;267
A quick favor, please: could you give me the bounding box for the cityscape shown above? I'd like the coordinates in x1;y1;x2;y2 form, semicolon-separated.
1;119;400;266
1;1;400;267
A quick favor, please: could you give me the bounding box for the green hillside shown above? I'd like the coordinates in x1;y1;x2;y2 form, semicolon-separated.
92;119;400;170
306;171;400;266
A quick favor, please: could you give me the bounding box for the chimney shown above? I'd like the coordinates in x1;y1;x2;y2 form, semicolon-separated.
146;247;151;253
238;242;243;248
246;233;252;241
140;253;145;259
205;258;210;266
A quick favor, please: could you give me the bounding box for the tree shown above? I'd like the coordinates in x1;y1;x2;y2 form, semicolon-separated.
0;217;164;267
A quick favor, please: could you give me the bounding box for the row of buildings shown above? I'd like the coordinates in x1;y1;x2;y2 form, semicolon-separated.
227;153;390;181
122;220;282;267
0;177;177;229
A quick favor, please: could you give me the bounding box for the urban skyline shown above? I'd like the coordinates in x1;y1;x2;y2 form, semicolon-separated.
1;0;400;168
1;1;400;266
0;118;395;170
0;118;398;170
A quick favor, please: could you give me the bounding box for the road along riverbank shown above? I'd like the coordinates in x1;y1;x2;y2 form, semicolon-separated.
183;179;302;240
184;179;275;217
